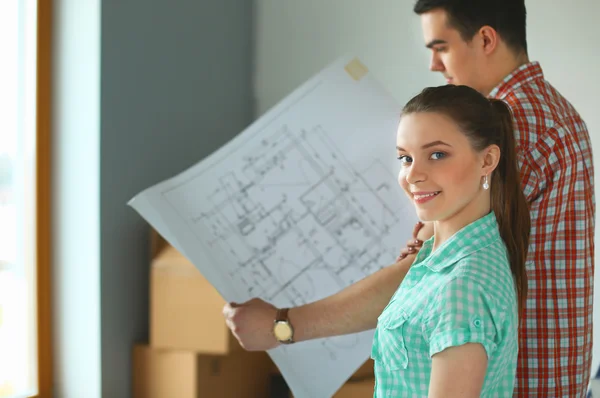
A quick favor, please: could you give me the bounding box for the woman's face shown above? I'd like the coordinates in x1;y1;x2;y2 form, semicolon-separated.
396;112;489;224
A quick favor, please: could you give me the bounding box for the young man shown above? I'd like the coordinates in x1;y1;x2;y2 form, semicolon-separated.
223;1;595;396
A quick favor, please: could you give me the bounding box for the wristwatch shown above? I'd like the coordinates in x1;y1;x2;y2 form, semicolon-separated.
273;308;295;344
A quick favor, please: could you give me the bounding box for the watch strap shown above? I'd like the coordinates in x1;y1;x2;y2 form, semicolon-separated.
276;308;290;322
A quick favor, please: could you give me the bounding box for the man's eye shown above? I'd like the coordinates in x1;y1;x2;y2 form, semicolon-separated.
397;155;413;164
434;47;446;53
430;152;446;160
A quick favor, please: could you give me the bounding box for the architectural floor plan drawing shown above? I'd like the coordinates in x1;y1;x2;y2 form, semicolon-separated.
129;56;419;397
168;123;411;307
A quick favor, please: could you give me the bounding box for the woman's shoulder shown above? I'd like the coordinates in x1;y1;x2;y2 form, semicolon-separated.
454;237;511;274
448;241;516;301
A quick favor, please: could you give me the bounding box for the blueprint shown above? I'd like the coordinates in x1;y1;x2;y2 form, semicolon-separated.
128;56;419;397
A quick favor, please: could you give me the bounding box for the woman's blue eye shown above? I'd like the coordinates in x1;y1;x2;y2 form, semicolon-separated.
397;155;412;164
430;152;446;160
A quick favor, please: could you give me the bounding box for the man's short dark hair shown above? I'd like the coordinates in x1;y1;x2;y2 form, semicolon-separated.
414;0;528;55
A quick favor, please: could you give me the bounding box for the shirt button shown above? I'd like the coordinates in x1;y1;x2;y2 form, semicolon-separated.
473;319;482;328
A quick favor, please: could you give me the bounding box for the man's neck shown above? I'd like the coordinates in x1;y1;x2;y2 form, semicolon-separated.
482;52;530;96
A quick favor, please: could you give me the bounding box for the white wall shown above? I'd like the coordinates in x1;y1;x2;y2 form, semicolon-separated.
255;0;600;377
255;0;437;116
52;0;101;397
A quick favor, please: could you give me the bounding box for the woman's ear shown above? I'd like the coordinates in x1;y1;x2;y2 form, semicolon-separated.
481;144;500;176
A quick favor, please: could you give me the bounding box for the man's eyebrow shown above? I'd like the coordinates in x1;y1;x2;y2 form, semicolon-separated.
425;39;447;49
396;140;452;151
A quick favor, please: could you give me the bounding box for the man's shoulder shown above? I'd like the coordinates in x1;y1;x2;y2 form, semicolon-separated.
502;77;588;148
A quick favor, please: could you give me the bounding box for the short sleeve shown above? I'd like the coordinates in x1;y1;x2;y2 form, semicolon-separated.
518;150;543;204
424;276;501;359
517;122;578;205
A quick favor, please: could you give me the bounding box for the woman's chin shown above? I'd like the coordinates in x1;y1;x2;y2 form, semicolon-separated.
415;210;436;223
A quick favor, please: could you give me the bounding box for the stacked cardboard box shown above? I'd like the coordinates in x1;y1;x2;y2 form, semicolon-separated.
132;232;273;398
269;359;375;397
133;231;375;397
267;374;374;398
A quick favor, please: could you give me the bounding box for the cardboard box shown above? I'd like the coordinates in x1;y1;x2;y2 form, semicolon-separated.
270;359;374;398
348;358;374;381
150;228;169;259
333;378;375;398
285;377;375;398
150;244;242;354
132;344;273;398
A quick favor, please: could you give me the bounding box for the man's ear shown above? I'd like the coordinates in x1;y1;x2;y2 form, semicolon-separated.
478;26;499;55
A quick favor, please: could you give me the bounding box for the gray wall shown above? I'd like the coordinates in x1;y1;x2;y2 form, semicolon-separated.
53;0;254;397
100;1;254;396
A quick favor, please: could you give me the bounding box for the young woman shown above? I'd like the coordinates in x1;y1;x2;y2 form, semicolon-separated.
371;85;530;397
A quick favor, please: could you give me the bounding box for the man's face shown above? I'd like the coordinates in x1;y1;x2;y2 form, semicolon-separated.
420;9;485;93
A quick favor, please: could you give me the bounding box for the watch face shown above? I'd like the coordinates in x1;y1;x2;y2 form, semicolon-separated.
274;321;293;341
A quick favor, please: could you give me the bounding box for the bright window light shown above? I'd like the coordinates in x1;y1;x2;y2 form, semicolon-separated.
0;1;39;397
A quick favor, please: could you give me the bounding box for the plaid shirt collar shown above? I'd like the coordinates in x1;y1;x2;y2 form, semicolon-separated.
489;61;544;99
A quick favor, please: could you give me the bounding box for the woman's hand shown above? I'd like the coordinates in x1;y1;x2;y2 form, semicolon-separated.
395;221;434;262
222;298;280;351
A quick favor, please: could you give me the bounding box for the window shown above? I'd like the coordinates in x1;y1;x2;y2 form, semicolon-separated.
0;1;52;397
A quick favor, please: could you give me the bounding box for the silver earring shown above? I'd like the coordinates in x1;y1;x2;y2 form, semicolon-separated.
482;175;490;190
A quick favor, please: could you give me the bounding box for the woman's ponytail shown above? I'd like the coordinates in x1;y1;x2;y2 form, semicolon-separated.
489;99;530;315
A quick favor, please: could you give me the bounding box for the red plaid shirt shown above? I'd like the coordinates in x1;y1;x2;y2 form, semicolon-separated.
490;62;595;397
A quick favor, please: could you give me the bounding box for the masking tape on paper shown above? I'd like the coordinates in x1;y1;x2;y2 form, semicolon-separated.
345;58;368;81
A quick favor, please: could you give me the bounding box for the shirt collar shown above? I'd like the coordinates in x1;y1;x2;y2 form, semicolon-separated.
412;212;501;272
488;61;544;99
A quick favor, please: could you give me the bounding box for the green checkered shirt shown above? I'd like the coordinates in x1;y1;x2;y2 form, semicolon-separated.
371;212;519;397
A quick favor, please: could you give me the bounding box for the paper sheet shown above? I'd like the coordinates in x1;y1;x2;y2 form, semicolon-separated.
128;56;419;397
